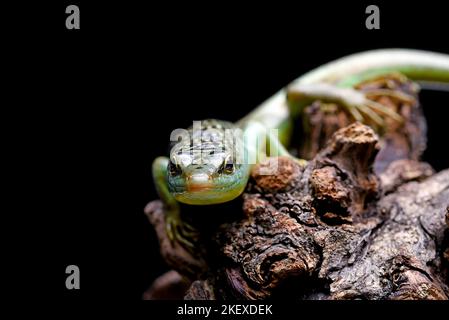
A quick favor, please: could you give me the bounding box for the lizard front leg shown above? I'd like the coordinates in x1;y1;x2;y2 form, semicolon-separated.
152;157;198;252
243;120;307;168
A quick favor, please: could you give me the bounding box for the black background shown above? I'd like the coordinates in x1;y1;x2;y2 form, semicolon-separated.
13;1;449;301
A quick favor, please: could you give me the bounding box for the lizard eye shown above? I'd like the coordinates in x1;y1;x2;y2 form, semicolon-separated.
223;162;234;174
168;161;182;176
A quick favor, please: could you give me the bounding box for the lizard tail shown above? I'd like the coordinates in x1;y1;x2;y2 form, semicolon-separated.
296;48;449;88
238;49;449;131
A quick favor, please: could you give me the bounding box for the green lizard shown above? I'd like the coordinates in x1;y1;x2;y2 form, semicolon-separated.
152;49;449;250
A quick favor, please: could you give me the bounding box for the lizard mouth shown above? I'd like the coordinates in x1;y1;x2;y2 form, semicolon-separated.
185;173;213;192
186;182;213;193
173;178;247;205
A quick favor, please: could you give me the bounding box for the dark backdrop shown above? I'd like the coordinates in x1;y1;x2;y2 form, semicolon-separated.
22;1;449;299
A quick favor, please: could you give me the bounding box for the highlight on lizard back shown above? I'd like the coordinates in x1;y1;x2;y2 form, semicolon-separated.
146;49;449;300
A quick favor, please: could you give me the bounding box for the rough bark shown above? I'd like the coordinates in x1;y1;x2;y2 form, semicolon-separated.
143;270;191;300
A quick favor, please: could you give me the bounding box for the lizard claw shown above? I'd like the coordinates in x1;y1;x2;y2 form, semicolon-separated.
340;89;404;128
351;85;421;127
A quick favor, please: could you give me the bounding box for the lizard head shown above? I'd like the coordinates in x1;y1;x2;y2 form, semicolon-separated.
167;142;249;205
167;155;250;205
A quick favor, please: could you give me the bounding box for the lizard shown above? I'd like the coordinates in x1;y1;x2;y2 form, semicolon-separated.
151;49;449;251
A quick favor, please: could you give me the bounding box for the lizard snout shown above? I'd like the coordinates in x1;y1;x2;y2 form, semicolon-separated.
186;173;213;192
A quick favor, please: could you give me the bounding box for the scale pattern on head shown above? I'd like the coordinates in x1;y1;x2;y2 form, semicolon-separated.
167;119;249;204
170;120;237;174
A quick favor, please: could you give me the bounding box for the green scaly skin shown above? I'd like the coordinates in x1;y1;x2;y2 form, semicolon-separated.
152;49;449;252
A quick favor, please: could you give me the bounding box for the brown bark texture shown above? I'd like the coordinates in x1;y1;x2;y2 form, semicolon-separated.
144;75;449;300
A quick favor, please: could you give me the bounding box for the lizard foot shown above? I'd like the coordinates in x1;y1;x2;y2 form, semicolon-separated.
165;209;199;253
341;89;404;128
